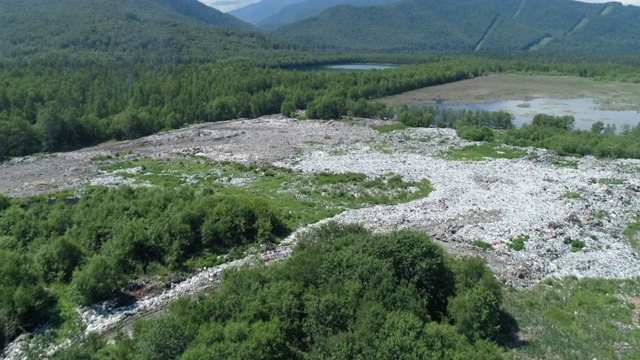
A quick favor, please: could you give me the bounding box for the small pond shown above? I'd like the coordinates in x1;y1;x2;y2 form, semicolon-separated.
296;63;399;71
440;98;640;131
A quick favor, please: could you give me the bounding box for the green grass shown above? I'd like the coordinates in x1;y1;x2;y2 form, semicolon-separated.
472;240;493;250
595;210;610;220
370;123;409;133
442;142;528;161
97;157;432;228
508;234;530;251
549;159;578;169
503;277;640;359
570;239;586;252
338;117;358;126
598;178;627;185
624;216;640;252
366;140;393;154
561;191;584;200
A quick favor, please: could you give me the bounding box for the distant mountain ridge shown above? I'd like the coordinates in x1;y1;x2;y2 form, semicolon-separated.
230;0;305;25
256;0;401;30
273;0;640;53
150;0;256;31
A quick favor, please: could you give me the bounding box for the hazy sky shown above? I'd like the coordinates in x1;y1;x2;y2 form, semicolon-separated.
201;0;640;13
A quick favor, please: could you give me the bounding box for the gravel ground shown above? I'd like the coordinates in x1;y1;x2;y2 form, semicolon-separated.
2;116;640;359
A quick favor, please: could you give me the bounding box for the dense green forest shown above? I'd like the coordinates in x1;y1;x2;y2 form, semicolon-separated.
273;0;640;52
3;55;640;161
44;223;508;359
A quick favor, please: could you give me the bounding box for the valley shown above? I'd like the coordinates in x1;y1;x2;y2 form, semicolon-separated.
2;0;640;358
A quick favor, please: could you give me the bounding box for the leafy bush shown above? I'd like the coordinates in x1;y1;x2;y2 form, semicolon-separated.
398;110;431;127
508;235;530;251
70;255;123;306
201;196;287;250
570;240;586;252
531;114;575;130
457;125;495;142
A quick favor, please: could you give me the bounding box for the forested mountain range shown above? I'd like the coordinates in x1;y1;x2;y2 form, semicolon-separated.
273;0;640;52
0;0;299;63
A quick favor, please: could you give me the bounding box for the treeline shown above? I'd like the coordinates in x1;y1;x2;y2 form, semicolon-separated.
0;187;287;346
504;114;640;158
48;223;508;359
3;55;640;161
395;105;514;129
0;57;486;160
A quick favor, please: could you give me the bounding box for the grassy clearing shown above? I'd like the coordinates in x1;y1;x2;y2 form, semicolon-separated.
366;139;394;154
377;74;640;111
370;123;409;133
598;178;627;185
624;216;640;252
503;277;640;359
561;191;584;200
508;234;530;251
96;157;432;228
442;142;528;161
549;159;578;169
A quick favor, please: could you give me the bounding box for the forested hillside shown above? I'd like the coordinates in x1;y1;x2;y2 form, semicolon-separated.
273;0;640;52
0;0;289;63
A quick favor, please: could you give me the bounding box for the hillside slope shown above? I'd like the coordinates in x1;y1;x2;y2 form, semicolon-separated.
230;0;305;25
273;0;640;52
0;0;295;63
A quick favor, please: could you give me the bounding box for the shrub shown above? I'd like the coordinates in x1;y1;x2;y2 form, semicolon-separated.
508;235;530;251
201;196;286;250
449;257;503;341
456;126;495;142
0;195;10;213
570;240;586;252
531;114;575;130
472;240;493;250
70;255;123;306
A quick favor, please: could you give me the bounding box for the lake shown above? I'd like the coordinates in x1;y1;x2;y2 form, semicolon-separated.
296;63;399;71
440;98;640;131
